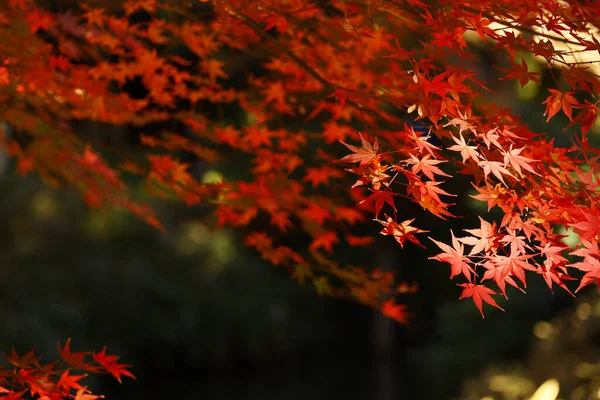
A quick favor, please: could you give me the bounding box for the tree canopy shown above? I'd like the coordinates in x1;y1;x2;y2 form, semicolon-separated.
2;0;600;397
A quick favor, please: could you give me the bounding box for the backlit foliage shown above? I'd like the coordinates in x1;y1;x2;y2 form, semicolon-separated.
2;0;600;332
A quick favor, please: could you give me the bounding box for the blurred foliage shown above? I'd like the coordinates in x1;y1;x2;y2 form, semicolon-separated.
0;28;598;400
458;288;600;400
0;161;347;377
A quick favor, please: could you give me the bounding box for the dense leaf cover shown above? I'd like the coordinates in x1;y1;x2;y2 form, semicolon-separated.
2;0;600;393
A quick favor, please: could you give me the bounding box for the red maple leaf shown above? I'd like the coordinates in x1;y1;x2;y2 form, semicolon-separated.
502;145;539;177
0;389;26;400
542;89;580;122
499;229;530;256
4;348;39;369
459;217;498;255
381;300;410;324
571;255;600;292
481;258;524;297
378;216;429;248
571;205;600;242
57;370;86;392
404;153;451;181
92;347;136;383
24;8;54;34
309;231;339;253
263;14;287;34
58;339;97;371
488;251;536;289
498;57;541;87
458;283;504;318
566;100;598;141
359;190;396;218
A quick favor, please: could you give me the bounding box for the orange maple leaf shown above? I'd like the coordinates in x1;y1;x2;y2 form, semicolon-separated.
378;216;428;248
202;59;228;85
339;133;379;167
542;89;579;122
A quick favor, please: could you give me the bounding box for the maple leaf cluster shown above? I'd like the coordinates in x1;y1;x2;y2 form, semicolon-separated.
0;339;134;400
1;0;600;326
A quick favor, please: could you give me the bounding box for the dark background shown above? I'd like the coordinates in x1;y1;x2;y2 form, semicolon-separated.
0;111;587;399
3;2;600;399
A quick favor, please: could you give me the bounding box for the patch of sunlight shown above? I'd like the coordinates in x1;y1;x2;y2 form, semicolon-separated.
594;301;600;317
11;216;40;255
533;321;554;340
576;303;592;321
516;79;539;100
475;20;600;79
574;362;600;379
529;379;559;400
489;374;535;398
85;211;109;239
212;230;235;264
558;226;580;248
30;191;59;221
515;53;541;101
245;112;257;126
571;164;591;181
176;222;210;256
571;386;586;400
202;170;223;184
594;109;600;133
480;397;495;400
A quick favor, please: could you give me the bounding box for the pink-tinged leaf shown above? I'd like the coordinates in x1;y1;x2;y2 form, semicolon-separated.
570;256;600;292
403;153;451;181
459;217;498;255
404;123;440;156
478;159;515;186
481;259;525;298
448;133;479;163
502;145;540;177
429;231;475;282
479;127;502;150
339;133;379;167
